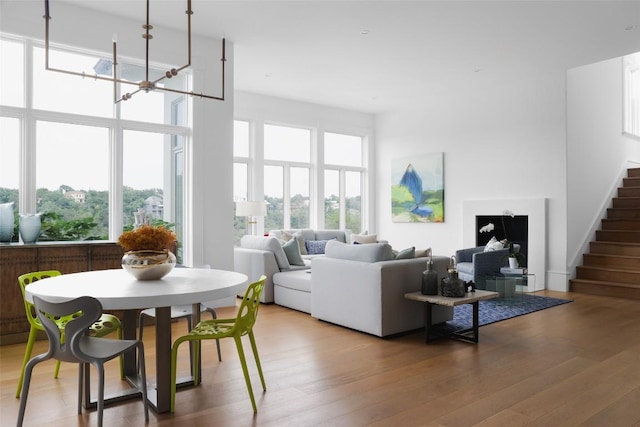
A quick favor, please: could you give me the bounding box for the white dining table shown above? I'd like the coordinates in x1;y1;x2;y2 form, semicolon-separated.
25;267;248;413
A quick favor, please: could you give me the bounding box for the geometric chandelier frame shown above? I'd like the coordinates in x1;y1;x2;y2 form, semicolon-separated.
43;0;226;104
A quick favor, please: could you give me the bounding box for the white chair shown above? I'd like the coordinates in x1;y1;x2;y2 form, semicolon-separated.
18;295;149;427
138;265;236;364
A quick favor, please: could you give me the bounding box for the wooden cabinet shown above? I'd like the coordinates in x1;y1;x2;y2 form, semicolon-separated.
0;242;123;345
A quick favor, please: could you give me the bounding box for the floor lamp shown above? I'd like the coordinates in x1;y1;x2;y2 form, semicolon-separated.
235;201;267;236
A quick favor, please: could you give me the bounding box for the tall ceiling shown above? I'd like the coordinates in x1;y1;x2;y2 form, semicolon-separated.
58;1;640;114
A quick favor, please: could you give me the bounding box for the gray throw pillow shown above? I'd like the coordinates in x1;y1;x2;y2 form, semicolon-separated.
395;246;415;259
282;238;305;266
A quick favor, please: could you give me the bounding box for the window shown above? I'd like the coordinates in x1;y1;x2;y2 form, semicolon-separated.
1;34;188;251
233;120;250;243
35;121;110;240
263;124;311;230
33;46;114;118
624;52;640;138
324;132;364;233
0;38;24;107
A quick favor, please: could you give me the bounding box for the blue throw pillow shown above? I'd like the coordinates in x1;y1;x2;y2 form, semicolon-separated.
305;238;335;255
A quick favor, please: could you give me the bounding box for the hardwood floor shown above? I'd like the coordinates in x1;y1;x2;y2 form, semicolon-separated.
2;291;640;426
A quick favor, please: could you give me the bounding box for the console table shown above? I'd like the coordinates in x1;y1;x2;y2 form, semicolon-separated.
0;241;123;345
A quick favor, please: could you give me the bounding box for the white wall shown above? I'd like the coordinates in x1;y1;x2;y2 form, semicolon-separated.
567;56;640;276
376;68;569;290
0;1;235;270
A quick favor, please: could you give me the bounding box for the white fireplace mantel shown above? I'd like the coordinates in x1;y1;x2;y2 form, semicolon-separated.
463;198;546;291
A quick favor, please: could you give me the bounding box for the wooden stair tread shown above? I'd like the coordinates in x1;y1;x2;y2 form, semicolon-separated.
570;278;640;288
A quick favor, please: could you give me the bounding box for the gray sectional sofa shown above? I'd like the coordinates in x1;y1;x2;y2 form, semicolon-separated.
233;230;454;337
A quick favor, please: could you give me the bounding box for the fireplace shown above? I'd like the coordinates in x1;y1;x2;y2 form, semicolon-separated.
476;215;528;267
463;198;546;291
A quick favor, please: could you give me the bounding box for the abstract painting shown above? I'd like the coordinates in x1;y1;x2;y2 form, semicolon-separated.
391;152;444;223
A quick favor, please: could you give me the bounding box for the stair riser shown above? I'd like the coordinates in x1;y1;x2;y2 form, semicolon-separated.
618;187;640;197
601;219;640;230
612;198;640;209
590;242;640;256
583;254;640;270
623;178;640;188
596;230;640;243
575;266;640;285
569;280;640;300
625;167;640;178
607;209;640;219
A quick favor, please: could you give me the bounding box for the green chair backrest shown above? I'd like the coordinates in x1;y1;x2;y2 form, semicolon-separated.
18;271;62;328
233;276;266;337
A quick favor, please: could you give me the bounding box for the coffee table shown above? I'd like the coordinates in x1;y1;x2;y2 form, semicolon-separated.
404;290;499;343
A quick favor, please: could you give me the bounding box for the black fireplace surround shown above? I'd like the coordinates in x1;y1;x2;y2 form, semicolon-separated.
475;215;528;267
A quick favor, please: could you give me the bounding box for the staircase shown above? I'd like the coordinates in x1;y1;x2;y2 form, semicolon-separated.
570;167;640;300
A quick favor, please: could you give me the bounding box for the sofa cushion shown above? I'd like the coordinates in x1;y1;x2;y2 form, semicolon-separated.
282;238;305;266
240;235;291;270
273;269;312;293
324;240;394;263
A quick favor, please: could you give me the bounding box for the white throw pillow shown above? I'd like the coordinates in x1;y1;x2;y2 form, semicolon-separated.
350;233;377;244
483;236;503;252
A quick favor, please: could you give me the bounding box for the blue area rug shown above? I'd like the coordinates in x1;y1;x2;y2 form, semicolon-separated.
445;294;572;331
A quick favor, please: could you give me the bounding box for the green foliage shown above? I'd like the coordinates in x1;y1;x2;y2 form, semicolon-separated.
1;185;168;242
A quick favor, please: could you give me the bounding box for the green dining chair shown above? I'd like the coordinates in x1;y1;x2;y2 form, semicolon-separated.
170;276;267;413
15;270;124;398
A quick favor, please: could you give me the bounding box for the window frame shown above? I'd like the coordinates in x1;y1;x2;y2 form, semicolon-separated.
0;33;191;249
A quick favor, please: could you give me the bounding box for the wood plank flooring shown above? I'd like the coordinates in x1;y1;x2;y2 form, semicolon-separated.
1;290;639;426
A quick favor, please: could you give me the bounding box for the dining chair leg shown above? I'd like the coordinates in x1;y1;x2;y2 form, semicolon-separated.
248;331;266;391
234;335;257;413
117;327;125;380
77;363;84;414
17;353;49;427
170;338;184;413
96;363;105;427
136;343;150;422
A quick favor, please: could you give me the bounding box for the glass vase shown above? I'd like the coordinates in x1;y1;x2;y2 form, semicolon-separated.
0;202;15;243
19;213;41;244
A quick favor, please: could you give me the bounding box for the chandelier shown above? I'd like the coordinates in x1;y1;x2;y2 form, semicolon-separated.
43;0;226;103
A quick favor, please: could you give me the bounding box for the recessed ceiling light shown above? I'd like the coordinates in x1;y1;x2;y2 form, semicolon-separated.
360;30;370;35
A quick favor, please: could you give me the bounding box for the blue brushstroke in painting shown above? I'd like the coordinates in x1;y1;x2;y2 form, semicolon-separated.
399;164;433;216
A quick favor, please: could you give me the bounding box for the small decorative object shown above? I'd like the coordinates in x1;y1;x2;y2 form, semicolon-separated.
421;256;439;295
19;213;41;244
0;202;15;243
440;256;466;297
118;225;177;280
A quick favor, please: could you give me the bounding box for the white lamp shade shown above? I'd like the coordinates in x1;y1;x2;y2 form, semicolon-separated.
235;201;267;217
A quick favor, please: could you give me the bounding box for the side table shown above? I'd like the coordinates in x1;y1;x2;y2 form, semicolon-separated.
404;290;499;344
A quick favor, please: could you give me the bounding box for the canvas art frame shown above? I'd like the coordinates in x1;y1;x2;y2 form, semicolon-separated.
391;152;444;223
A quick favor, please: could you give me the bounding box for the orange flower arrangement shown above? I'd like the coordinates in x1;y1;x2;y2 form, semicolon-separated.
118;225;176;252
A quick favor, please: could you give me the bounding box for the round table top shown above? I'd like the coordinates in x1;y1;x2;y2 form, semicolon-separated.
25;268;248;310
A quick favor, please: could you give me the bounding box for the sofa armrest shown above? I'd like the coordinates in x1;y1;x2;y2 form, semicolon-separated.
455;246;484;263
233;247;280;303
311;256;453;337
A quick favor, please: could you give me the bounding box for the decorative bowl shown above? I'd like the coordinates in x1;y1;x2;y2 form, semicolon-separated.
121;249;176;280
